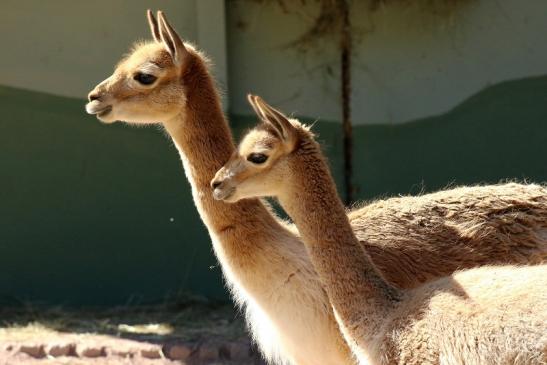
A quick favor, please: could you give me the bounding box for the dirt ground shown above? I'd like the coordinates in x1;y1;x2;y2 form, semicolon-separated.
0;299;265;365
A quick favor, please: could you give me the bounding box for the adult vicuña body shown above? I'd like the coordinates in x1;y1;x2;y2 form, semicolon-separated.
212;95;547;364
86;11;547;365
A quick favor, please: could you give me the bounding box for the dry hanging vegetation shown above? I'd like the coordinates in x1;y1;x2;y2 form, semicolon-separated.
244;0;473;48
235;0;473;203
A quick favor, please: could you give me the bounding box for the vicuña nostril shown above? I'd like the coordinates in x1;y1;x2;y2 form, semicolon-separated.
88;92;101;102
211;181;222;189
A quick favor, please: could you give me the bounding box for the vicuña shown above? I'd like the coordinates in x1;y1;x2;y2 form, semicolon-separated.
212;95;547;364
86;11;547;365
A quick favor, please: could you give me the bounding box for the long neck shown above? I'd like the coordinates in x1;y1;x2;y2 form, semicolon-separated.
162;59;286;280
279;142;401;345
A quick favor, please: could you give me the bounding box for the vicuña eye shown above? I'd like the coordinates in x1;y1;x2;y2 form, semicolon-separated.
134;73;157;85
247;153;268;164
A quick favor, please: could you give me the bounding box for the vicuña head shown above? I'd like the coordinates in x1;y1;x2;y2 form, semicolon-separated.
85;10;203;124
211;94;317;202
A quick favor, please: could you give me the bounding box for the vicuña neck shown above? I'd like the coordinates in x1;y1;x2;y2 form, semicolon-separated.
279;144;401;345
161;59;283;272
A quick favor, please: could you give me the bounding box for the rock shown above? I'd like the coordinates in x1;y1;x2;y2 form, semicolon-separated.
198;343;218;362
48;343;75;357
228;341;252;360
18;345;46;358
141;348;162;359
162;343;192;360
218;344;231;360
80;346;106;357
111;349;134;358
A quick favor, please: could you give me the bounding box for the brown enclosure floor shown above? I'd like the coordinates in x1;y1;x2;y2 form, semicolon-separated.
0;300;265;364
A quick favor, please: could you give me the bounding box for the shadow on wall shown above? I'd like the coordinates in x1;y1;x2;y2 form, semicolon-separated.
1;74;546;306
0;85;225;306
355;74;547;199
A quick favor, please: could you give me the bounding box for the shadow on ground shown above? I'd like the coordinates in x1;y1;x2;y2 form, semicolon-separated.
0;298;264;364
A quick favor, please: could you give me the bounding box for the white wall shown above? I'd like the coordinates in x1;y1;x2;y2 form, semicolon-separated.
227;1;341;121
227;0;547;124
2;0;546;125
0;0;228;104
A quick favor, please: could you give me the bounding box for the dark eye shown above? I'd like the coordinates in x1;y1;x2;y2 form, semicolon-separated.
134;73;157;85
247;153;268;164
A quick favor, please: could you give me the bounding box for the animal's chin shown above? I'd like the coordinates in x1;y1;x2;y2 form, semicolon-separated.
96;111;116;124
222;195;239;203
98;106;113;117
213;187;237;202
96;112;157;125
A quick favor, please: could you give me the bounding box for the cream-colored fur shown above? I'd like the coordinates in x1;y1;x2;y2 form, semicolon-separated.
212;95;547;364
85;11;547;365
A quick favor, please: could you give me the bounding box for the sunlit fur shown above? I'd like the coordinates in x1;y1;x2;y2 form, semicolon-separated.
213;96;547;364
87;11;547;365
86;42;189;124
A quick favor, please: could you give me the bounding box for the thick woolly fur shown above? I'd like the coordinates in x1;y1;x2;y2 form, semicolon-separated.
352;183;547;289
381;264;547;365
87;11;547;365
213;96;547;364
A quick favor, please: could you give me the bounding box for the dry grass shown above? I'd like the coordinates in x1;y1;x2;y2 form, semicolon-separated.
0;299;247;343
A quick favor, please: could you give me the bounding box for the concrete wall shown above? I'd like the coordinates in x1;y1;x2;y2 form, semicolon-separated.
227;0;547;124
3;0;547;125
0;0;228;104
1;1;546;305
2;74;547;305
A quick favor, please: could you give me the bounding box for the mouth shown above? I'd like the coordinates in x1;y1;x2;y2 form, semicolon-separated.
96;106;113;118
85;101;113;118
213;187;235;201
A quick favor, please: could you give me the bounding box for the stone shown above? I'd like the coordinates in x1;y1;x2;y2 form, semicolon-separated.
80;346;106;357
218;344;231;360
198;343;218;362
48;343;75;357
162;343;192;360
141;348;162;359
111;349;134;358
229;341;252;360
18;345;46;358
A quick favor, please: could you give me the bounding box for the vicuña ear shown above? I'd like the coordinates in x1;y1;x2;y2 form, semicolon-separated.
157;11;188;66
247;94;269;124
147;10;161;43
249;94;298;148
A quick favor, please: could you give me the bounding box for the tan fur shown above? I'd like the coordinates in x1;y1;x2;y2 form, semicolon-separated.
86;11;547;365
351;183;547;288
213;95;547;364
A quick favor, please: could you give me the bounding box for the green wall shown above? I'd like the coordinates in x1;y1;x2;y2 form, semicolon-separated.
329;75;547;200
0;86;225;306
1;75;546;306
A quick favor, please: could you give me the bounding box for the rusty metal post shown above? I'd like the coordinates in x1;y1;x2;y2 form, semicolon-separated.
339;0;353;205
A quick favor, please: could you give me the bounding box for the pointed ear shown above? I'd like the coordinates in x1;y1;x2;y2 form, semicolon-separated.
247;94;268;123
157;11;188;66
147;10;161;43
249;95;298;148
248;94;281;140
